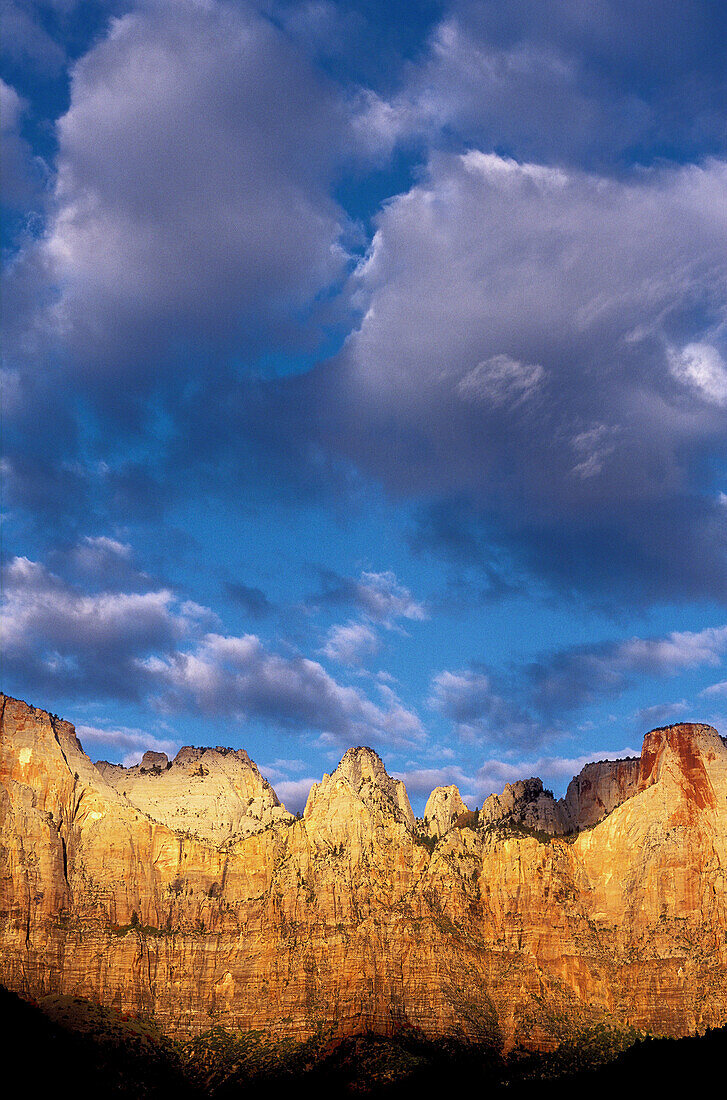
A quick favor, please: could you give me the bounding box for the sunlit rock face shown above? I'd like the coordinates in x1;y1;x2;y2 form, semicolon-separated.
97;744;292;846
422;785;468;838
306;745;417;829
2;692;727;1052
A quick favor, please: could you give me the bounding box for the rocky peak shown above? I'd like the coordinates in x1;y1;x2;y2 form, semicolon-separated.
422;785;467;838
172;745;201;767
474;725;726;838
559;724;726;833
637;722;725;810
480;776;570;835
304;746;416;833
141;750;169;770
4;692;727;1051
562;756;640;830
336;745;389;785
96;742;292;845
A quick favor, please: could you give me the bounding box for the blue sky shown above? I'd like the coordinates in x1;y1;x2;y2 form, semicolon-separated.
3;0;727;812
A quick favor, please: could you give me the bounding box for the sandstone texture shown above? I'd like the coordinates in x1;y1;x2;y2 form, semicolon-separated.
475;763;642;838
305;745;417;835
480;777;570;836
561;757;640;830
97;745;292;845
422;785;468;838
2;693;727;1053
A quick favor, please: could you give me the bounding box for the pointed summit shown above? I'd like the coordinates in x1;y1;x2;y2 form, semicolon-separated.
335;746;414;823
6;694;727;1050
304;745;415;839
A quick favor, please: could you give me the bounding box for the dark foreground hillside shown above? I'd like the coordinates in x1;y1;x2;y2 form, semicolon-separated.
1;984;725;1098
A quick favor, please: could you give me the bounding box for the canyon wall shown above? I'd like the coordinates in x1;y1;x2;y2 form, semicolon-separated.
2;692;727;1052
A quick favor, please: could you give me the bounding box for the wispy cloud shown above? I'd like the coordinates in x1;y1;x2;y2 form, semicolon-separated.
702;681;727;697
529;625;727;712
429;667;548;747
76;724;179;768
2;549;423;749
145;633;423;746
314;569;427;624
317;568;427;667
429;622;727;749
322;620;380;665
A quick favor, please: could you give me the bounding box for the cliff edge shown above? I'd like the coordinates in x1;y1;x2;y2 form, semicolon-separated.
2;693;726;1052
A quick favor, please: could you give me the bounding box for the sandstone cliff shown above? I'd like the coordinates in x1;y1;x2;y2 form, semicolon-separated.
97;745;293;845
561;756;640;830
422;785;468;838
2;693;726;1053
306;746;416;829
423;760;643;844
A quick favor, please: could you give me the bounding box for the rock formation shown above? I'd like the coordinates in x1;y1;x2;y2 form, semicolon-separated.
474;761;642;839
422;785;468;837
2;692;727;1054
305;745;416;831
480;776;570;835
561;756;640;830
97;744;292;845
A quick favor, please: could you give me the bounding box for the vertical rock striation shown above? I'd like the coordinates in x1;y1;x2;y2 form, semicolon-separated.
561;757;640;830
2;694;727;1051
479;777;570;835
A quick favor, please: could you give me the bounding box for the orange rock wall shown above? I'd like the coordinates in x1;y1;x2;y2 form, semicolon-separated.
2;695;726;1051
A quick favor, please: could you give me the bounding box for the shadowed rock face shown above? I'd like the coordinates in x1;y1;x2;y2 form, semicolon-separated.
561;758;640;831
2;692;727;1053
480;777;571;836
422;764;644;844
473;764;643;839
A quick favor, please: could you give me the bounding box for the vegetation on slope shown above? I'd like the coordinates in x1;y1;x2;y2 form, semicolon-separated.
2;983;726;1098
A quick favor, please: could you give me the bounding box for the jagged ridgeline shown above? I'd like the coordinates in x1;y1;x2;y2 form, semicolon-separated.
2;691;727;1055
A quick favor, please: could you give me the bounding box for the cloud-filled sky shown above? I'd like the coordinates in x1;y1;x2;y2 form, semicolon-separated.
2;0;727;812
